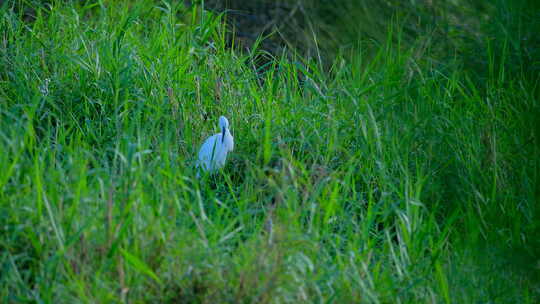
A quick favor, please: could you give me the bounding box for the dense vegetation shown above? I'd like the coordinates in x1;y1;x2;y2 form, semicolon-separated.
1;0;538;302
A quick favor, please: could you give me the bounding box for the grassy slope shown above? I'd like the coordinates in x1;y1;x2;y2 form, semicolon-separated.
1;1;538;303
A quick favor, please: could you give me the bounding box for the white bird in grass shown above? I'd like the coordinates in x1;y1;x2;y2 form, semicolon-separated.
196;116;234;177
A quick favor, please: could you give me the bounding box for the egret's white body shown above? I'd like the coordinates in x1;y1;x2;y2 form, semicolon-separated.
197;116;234;176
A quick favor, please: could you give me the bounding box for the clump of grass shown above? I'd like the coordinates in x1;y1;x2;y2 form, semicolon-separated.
0;1;538;302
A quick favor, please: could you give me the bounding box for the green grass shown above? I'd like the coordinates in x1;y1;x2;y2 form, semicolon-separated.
1;1;539;303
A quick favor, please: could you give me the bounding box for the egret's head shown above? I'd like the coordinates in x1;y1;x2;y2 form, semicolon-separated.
219;116;229;129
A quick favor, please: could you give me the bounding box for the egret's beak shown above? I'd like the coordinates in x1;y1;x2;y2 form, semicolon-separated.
221;127;225;143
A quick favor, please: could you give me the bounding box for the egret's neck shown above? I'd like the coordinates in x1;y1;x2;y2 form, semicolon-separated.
221;127;226;143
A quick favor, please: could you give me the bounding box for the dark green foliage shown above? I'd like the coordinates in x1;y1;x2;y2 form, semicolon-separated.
0;0;538;302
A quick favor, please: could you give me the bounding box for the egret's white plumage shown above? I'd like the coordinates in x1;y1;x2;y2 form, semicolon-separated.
197;116;234;176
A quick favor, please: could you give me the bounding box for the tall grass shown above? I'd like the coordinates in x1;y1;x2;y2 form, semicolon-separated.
0;1;538;302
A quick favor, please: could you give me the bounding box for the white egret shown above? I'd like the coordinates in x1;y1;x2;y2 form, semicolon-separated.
196;116;234;176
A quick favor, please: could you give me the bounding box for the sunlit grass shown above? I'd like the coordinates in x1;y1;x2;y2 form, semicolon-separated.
0;1;538;303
